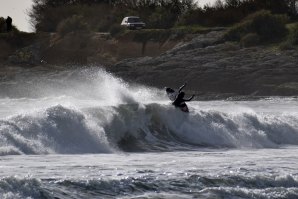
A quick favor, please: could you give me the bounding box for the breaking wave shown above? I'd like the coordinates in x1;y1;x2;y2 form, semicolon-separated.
1;67;298;155
1;102;298;155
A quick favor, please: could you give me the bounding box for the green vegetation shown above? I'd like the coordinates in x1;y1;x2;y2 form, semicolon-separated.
2;0;298;51
29;0;298;33
29;0;195;32
57;15;90;36
225;10;289;44
0;17;6;33
1;15;34;41
109;24;126;37
0;31;36;47
278;22;298;49
0;17;19;33
287;23;298;45
240;33;260;47
179;0;297;27
25;0;298;48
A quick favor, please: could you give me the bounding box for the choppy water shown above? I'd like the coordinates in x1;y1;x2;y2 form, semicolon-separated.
0;67;297;198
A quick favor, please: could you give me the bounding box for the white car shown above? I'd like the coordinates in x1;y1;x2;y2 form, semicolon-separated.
121;16;146;30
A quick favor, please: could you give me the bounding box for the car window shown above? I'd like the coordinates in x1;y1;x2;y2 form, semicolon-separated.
127;17;141;23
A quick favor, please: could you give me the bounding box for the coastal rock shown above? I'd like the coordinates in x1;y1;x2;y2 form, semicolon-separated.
41;32;178;65
110;30;298;98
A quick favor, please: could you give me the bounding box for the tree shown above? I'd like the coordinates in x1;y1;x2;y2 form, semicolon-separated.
29;0;197;31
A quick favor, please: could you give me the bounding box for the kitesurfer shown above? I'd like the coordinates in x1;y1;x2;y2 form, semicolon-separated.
165;83;187;101
172;92;194;112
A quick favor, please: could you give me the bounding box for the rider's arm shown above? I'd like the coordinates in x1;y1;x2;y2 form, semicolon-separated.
184;95;195;102
178;83;187;93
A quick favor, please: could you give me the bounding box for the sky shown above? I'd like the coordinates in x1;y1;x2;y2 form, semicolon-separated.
0;0;33;32
0;0;217;32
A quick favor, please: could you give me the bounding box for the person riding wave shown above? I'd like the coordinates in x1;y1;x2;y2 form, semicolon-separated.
165;83;186;101
165;83;195;112
172;92;194;112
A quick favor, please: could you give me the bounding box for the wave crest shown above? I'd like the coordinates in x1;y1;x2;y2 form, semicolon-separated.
0;105;111;155
1;102;298;155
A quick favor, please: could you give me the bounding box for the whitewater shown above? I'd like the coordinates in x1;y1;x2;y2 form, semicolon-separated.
0;67;297;198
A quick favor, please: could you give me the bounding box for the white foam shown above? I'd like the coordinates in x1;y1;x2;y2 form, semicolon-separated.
1;68;298;154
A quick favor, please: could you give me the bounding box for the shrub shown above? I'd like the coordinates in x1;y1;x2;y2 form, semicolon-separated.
278;40;294;50
224;22;251;41
248;10;288;41
0;17;19;33
225;10;288;43
109;24;126;37
0;17;5;33
240;33;260;47
287;23;298;45
57;15;90;36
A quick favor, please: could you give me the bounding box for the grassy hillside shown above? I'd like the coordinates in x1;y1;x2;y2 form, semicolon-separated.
1;0;298;65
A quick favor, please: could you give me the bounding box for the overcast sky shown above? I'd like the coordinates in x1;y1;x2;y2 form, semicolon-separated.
0;0;216;32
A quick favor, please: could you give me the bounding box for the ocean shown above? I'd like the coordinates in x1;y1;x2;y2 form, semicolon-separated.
0;67;297;199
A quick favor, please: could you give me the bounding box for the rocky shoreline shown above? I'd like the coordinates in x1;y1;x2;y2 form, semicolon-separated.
1;29;298;100
108;30;298;99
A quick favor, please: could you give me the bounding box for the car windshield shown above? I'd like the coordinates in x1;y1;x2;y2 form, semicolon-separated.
127;17;141;23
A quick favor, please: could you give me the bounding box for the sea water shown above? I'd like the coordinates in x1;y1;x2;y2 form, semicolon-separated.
0;67;297;199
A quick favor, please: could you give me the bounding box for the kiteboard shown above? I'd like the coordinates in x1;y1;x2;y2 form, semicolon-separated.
180;105;189;113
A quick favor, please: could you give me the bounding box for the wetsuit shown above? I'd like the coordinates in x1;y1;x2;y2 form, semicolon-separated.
172;92;194;108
